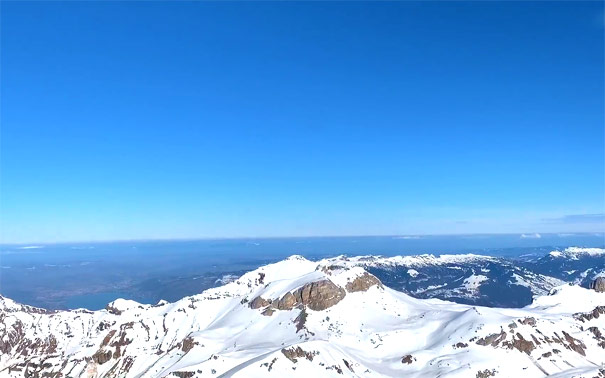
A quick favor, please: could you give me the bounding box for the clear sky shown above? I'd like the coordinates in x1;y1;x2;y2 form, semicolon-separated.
1;1;604;243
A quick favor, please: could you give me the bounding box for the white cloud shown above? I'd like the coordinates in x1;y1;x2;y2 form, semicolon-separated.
520;233;541;239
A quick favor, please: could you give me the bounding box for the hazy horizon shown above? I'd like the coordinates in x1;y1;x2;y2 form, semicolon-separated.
1;231;605;247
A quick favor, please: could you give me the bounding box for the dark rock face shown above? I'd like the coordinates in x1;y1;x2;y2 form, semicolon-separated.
574;306;605;322
92;349;112;365
321;265;345;275
0;297;55;315
106;304;123;315
249;296;270;309
101;330;117;347
172;372;195;378
295;280;346;311
476;369;497;378
476;331;507;347
588;326;605;348
590;277;605;293
0;317;61;359
276;292;297;310
249;279;346;313
281;346;317;363
345;273;382;293
181;336;195;353
562;331;586;356
504;333;535;354
294;308;307;332
401;355;415;364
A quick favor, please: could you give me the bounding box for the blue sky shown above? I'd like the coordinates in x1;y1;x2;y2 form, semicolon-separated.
1;1;604;243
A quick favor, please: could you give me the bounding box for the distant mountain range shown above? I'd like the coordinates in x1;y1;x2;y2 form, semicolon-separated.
340;247;605;308
1;248;604;377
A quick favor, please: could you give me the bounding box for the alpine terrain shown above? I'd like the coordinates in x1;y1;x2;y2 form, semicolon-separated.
1;249;605;378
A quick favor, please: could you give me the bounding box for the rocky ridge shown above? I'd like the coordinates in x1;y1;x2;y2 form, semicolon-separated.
591;277;605;293
0;255;604;377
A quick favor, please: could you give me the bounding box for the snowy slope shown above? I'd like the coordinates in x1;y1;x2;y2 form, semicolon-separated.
548;247;605;259
1;255;604;378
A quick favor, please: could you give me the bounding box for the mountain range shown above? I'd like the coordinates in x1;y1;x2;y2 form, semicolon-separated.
1;247;604;377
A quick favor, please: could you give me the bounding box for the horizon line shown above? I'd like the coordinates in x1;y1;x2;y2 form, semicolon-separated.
1;231;604;247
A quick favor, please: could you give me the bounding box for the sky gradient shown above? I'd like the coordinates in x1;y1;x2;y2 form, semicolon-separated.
1;1;604;243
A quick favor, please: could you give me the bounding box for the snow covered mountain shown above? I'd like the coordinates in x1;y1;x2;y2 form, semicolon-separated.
327;253;566;308
320;248;604;308
527;247;605;288
1;254;605;378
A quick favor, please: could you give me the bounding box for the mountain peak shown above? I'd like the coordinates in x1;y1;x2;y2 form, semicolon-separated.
1;254;604;377
549;247;605;259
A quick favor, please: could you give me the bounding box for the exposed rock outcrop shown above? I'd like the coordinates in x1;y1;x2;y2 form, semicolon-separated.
519;317;536;326
476;369;497;378
590;277;605;293
321;265;345;275
2;255;605;378
295;280;346;311
92;349;112;365
401;355;415;364
476;331;507;347
261;307;275;316
345;273;382;292
172;372;195;378
574;306;605;322
561;331;586;356
294;308;307;332
250;279;346;313
181;336;196;353
105;304;123;315
276;292;297;310
249;296;270;309
281;346;317;363
503;333;535;354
